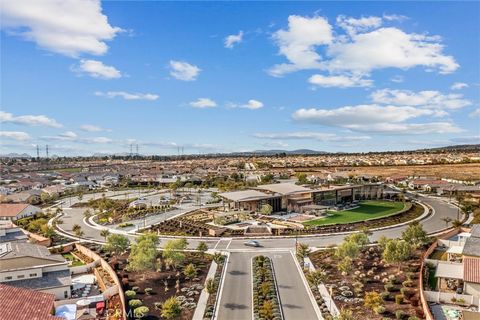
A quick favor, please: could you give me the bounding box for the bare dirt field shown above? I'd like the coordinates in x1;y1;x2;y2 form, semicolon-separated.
302;163;480;180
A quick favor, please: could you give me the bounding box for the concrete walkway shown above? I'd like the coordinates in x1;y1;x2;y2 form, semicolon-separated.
193;261;218;320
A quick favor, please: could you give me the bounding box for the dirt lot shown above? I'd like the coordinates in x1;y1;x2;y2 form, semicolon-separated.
301;163;480;180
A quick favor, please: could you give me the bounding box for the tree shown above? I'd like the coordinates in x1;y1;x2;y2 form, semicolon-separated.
345;232;369;247
442;217;452;228
335;239;360;260
127;233;158;272
162;239;188;269
364;291;383;310
452;219;463;228
183;263;197;284
104;234;130;255
260;203;273;215
72;224;81;233
296;243;311;267
161;296;182;319
83;209;92;218
74;229;84;239
377;235;389;250
100;229;110;241
213;252;225;264
383;239;411;271
40;225;55;238
306;268;327;287
196;241;208;256
296;173;308;184
402;221;428;248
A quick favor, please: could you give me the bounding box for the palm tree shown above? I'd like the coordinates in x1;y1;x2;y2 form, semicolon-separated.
100;229;110;241
296;243;311;267
452;219;463;228
442;217;452;228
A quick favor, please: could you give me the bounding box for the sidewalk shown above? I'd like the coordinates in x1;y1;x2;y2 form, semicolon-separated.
192;261;218;320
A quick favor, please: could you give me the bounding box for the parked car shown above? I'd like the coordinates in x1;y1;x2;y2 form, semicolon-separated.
244;240;261;247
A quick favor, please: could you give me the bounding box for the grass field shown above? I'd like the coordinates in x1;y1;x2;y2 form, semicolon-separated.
303;200;406;226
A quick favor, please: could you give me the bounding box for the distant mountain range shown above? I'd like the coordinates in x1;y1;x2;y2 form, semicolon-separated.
1;144;479;158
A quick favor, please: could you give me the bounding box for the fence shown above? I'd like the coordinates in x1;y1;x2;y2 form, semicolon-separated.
424;291;479;307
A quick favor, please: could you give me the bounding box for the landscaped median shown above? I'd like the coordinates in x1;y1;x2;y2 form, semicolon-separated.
252;255;284;320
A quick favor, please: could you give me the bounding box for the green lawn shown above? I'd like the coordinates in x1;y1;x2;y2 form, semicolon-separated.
62;253;85;267
303;200;406;226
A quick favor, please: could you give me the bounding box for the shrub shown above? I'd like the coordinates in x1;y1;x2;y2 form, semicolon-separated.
374;306;386;314
408;317;420;320
132;286;140;292
125;290;136;299
133;306;149;318
396;310;406;319
129;299;142;308
154;302;162;310
395;294;404;304
380;291;390;301
145;288;153;295
402;280;413;287
384;283;394;292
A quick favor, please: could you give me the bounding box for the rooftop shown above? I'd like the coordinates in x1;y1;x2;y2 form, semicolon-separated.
463;257;480;284
0;203;29;218
219;189;272;202
255;183;313;195
435;261;464;280
0;284;63;320
0;241;65;263
6;269;72;290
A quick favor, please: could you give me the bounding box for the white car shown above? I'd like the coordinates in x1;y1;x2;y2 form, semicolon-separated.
244;240;261;247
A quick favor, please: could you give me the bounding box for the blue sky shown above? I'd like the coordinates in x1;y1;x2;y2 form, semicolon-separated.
1;1;479;156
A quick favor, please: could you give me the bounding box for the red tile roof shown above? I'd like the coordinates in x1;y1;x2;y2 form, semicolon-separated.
463;256;480;284
0;203;29;218
0;284;63;320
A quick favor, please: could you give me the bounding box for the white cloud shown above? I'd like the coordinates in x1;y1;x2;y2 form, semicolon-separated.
371;89;471;109
224;31;244;48
74;59;122;79
337;15;382;36
1;0;122;57
326;28;458;75
292;104;462;134
269;14;459;80
229;99;264;110
169;60;201;81
308;74;372;88
451;82;469;90
80;124;108;132
189;98;217;108
0;111;62;128
382;14;408;22
469;108;480;118
254;132;370;142
268;15;332;76
41;131;112;144
94;91;159;100
0;131;31;141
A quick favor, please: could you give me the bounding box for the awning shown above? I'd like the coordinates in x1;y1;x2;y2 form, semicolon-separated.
435;261;464;280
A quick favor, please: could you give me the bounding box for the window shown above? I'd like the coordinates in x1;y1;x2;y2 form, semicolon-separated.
17;275;25;279
64;291;68;298
5;276;12;280
29;273;37;277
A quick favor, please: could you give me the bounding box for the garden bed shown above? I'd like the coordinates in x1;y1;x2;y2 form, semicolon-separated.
203;255;226;319
309;246;425;319
110;252;212;320
252;255;283;320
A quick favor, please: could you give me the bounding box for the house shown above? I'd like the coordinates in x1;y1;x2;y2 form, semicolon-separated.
42;185;67;197
4;189;42;204
0;284;63;320
0;203;42;221
0;222;28;243
0;241;71;300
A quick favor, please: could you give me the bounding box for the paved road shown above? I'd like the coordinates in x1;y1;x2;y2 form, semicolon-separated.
217;251;319;320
